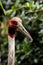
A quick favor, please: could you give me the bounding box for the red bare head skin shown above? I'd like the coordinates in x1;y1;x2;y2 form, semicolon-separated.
8;17;22;38
8;17;22;29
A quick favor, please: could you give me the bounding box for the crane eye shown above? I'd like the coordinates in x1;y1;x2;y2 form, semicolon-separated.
13;21;17;25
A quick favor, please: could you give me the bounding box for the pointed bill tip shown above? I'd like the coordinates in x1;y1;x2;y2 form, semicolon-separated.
17;23;33;41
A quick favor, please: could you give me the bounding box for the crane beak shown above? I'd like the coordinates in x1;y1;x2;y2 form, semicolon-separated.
17;23;33;41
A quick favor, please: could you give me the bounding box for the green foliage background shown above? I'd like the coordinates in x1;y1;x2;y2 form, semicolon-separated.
0;0;43;65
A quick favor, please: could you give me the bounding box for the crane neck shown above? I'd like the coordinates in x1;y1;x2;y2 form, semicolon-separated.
8;34;15;65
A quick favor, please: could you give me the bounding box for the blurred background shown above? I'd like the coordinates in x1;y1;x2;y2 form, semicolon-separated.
0;0;43;65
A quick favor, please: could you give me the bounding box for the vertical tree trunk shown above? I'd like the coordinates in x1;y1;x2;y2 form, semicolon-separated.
8;35;15;65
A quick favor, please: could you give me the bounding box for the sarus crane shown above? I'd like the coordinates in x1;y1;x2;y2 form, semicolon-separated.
8;17;33;65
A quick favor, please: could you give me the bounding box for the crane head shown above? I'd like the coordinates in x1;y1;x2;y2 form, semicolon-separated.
8;17;33;41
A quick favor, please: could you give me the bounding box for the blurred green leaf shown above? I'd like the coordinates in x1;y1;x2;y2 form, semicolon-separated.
0;1;6;15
